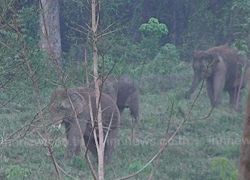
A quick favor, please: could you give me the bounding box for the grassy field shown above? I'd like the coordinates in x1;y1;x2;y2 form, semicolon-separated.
0;71;246;180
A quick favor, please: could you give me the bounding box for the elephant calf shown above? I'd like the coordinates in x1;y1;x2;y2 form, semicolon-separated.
117;75;140;123
49;87;120;161
89;75;119;102
90;75;140;122
185;44;249;109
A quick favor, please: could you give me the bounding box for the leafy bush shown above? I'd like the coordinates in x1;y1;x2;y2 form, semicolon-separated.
139;17;169;61
6;165;31;180
71;156;87;170
144;43;182;75
17;5;40;47
139;17;168;37
210;157;238;180
232;39;249;55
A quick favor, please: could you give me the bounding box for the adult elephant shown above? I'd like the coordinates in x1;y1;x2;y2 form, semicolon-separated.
49;87;120;161
185;45;249;109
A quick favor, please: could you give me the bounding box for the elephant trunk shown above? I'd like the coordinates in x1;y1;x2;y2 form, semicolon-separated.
185;74;202;99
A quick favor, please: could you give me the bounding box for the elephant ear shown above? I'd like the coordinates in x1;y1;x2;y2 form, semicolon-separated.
193;50;217;62
207;53;221;65
58;91;88;116
193;50;207;59
68;92;88;115
197;52;220;68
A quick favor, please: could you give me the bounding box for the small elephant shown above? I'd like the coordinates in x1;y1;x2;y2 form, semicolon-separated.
90;75;139;141
89;75;139;122
49;88;120;161
185;44;249;109
117;75;139;123
89;75;118;102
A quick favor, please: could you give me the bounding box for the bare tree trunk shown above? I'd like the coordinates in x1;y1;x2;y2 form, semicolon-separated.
239;88;250;180
39;0;62;69
91;0;105;179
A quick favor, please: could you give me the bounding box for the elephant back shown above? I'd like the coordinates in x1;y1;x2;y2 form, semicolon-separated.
88;75;118;102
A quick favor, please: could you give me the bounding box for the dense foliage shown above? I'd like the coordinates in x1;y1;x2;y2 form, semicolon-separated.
60;0;250;60
0;0;249;179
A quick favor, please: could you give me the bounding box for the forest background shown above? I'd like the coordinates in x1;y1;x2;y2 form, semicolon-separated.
0;0;250;179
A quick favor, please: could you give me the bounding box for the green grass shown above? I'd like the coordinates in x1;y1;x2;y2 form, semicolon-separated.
0;76;246;179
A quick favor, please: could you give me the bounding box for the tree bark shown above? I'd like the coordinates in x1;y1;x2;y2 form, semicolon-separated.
39;0;62;68
91;0;105;179
239;90;250;180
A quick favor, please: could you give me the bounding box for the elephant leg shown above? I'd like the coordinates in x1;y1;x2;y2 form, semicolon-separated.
126;92;139;141
126;91;139;122
83;130;118;163
212;71;226;107
104;129;118;162
84;134;97;158
206;79;214;106
228;87;241;110
66;124;81;158
228;88;236;106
